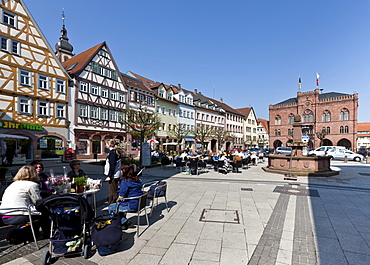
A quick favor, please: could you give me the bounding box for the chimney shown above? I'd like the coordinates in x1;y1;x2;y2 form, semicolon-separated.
220;97;223;103
178;84;181;89
194;88;197;94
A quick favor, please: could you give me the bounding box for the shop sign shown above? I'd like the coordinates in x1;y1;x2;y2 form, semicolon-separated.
0;121;43;131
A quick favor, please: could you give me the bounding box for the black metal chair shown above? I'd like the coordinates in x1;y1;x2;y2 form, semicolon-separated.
233;160;243;173
217;160;228;174
188;159;199;175
115;193;149;237
161;156;171;170
242;157;251;169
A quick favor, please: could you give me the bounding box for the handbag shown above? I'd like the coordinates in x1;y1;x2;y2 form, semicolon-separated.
104;158;109;176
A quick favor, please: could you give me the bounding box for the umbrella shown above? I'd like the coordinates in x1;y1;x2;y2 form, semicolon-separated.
147;139;159;144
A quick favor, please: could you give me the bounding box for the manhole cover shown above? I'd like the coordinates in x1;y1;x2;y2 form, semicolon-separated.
199;209;240;224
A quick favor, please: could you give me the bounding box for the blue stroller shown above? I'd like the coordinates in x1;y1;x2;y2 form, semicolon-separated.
36;194;94;264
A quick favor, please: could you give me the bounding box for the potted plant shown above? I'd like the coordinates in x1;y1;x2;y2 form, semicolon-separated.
74;176;87;193
0;167;9;179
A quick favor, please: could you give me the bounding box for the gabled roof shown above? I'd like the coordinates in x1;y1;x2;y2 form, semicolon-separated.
62;42;104;74
236;107;254;119
126;71;160;89
358;123;370;136
121;73;154;93
257;118;269;132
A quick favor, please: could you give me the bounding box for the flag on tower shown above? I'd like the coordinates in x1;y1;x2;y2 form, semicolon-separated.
316;72;320;87
298;76;302;90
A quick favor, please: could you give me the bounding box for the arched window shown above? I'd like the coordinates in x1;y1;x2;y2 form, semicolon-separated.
322;110;331;122
302;109;314;123
275;115;281;125
344;126;349;133
277;129;281;136
288;114;295;124
288;129;291;136
326;127;330;134
340;126;344;134
340;108;349;121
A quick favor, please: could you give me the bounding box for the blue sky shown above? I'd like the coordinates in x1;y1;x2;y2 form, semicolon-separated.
25;0;370;122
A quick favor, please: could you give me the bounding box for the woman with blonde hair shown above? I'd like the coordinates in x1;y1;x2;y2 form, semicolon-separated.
105;139;122;205
0;165;50;237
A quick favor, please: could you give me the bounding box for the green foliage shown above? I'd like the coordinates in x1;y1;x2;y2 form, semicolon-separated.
74;176;87;186
122;157;140;165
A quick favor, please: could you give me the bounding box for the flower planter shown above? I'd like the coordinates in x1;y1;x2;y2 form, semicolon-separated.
76;185;84;193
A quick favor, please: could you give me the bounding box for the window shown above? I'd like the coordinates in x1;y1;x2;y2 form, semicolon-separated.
38;101;48;116
119;93;126;102
79;104;88;117
90;106;99;119
146;97;152;105
302;109;314;123
162;123;166;131
191;112;193;119
288;114;295;124
2;10;16;27
168;124;171;131
90;84;99;95
38;75;49;90
56;79;65;93
11;40;19;54
56;104;65;118
139;94;144;102
101;87;108;98
1;36;6;50
340;108;349;121
275;115;281;125
168;108;172;115
326;127;330;134
0;36;20;55
345;126;349;133
19;98;31;114
80;81;88;93
179;110;182;117
173;110;176;116
156;106;160;113
110;91;118;101
19;69;31;86
101;109;108;120
159;90;164;97
78;140;88;155
99;49;109;58
162;107;166;114
167;93;172;100
109;110;117;121
91;62;118;80
340;126;344;134
322;110;331;122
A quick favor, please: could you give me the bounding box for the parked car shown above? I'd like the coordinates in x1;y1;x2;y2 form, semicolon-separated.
275;147;292;155
307;146;345;156
357;147;369;157
249;148;261;153
327;149;364;162
263;148;274;156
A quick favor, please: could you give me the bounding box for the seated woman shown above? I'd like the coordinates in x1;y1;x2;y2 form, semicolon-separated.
67;160;86;181
0;165;50;237
30;160;54;198
108;164;143;230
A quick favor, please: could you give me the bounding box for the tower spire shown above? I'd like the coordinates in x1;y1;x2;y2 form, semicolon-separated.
55;8;74;62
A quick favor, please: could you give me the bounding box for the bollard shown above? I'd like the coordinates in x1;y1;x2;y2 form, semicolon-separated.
344;155;348;163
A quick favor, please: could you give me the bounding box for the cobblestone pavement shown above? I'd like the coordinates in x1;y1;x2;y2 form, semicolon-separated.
1;159;370;264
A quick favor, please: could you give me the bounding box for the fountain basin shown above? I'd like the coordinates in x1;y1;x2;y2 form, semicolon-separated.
262;155;339;177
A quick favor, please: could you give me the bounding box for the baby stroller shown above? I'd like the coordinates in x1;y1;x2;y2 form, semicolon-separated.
36;194;94;265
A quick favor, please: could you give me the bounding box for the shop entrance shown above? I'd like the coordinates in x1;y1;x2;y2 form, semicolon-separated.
38;136;63;159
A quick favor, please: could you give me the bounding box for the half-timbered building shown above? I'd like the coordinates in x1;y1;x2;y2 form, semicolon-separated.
120;72;156;156
61;42;128;159
0;0;71;162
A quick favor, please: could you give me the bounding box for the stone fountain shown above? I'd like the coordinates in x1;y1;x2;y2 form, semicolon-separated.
263;114;338;177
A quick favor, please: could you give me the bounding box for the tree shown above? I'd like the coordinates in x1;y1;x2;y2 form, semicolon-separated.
192;122;214;151
166;123;191;154
212;127;231;151
120;104;161;165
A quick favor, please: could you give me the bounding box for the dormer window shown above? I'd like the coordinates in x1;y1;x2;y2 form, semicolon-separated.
159;90;164;97
2;10;17;28
167;93;172;100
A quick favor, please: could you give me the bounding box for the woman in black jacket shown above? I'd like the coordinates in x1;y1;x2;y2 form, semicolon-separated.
105;139;121;205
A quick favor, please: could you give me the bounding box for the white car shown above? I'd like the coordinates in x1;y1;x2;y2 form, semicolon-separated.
327;149;364;162
308;146;346;156
275;147;292;155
